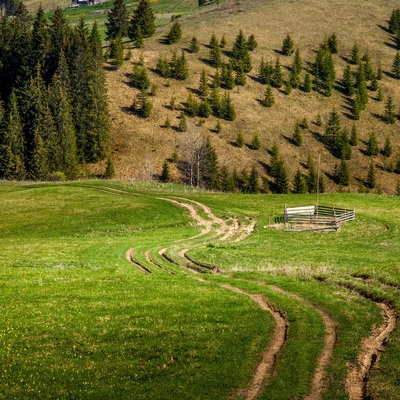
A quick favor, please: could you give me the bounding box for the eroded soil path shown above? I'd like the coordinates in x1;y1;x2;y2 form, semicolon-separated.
346;302;397;400
221;284;289;400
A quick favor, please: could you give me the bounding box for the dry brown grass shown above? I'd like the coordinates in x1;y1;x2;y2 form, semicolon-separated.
106;0;400;194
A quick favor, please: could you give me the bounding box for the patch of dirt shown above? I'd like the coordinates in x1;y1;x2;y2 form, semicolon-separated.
346;302;397;400
145;250;175;274
221;284;289;400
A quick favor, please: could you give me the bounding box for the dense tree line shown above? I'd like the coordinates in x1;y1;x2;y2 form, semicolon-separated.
0;5;110;180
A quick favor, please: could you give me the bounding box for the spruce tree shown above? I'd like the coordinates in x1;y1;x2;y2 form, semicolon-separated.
185;93;199;117
131;24;144;48
305;155;318;193
275;160;290;193
231;29;252;72
262;85;275;107
31;5;50;71
355;63;368;109
189;36;200;53
129;0;155;40
389;8;400;33
220;34;227;48
290;48;302;88
365;161;376;189
236;131;244;147
235;64;246;86
367;131;379;156
258;57;272;84
171;51;189;80
251;132;261;150
248;165;259;193
198;99;212;118
30;128;49;181
281;34;294;56
209;33;222;67
247;34;258;51
135;89;153;118
198;68;209;98
105;0;129;40
293;170;307;193
327;33;338;54
342;64;354;96
383;95;396;124
292;123;303;146
166;20;182;44
362;50;374;81
110;34;124;67
303;72;312;92
160;160;170;182
201;136;219;189
350;43;360;65
178;111;187;132
312;44;335;96
132;64;150;89
324;110;341;147
382;135;393;157
271;57;284;88
335;158;350;186
392;52;400;78
350;123;358;146
156;56;171;78
105;157;115;178
219;92;236;121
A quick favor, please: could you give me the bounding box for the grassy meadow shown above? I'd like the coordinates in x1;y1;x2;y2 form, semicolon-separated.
1;180;399;399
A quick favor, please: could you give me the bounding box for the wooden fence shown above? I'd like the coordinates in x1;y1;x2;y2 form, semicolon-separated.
284;204;355;231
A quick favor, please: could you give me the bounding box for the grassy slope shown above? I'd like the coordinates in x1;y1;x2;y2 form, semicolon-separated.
1;181;400;399
103;0;400;194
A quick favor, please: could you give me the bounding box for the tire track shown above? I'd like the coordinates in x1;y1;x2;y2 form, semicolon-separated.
346;302;397;400
145;250;175;274
125;248;152;273
220;284;289;400
270;286;337;400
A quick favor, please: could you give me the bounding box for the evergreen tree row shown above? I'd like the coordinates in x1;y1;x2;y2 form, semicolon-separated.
0;5;110;180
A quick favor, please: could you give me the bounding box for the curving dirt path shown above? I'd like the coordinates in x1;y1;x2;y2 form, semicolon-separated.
270;286;337;400
125;248;152;273
346;302;397;400
145;250;174;274
221;284;289;400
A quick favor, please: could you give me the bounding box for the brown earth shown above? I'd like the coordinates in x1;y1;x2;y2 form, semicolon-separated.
104;0;400;194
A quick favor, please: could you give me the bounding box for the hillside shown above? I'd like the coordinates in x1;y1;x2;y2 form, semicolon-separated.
104;0;400;194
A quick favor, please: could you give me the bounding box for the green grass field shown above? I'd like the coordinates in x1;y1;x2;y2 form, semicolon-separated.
1;181;399;399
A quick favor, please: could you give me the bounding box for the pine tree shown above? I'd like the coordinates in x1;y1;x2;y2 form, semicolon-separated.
235;64;246;86
261;85;275;107
369;73;378;91
110;34;124;67
377;86;384;102
31;5;50;71
198;99;212;118
392;52;400;78
160;160;170;182
350;43;360;65
275;160;290;193
285;80;292;95
198;69;209;98
30;128;49;181
202;136;220;189
166;20;182;44
342;64;355;96
209;33;222;68
212;68;222;88
171;51;189;80
376;61;383;80
350;123;358;146
132;64;150;90
365;161;376;189
189;36;200;53
325;110;341;147
389;8;400;33
251;132;261;150
335;129;352;160
131;24;144;48
271;57;284;88
236;131;244;147
248;165;260;193
382;135;393;157
106;0;129;40
335;158;350;186
281;34;294;56
293;170;307;193
305;155;318;193
178;111;187;132
312;44;335;96
258;57;272;84
185;93;199;117
289;48;302;88
247;34;257;51
217;33;226;49
231;29;252;72
129;0;155;39
355;63;368;109
156;56;171;78
219;92;236;121
367;131;379;156
221;63;235;90
302;72;312;92
105;157;115;178
292;123;303;146
315;114;322;126
327;33;338;54
362;50;374;81
383;95;396;124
